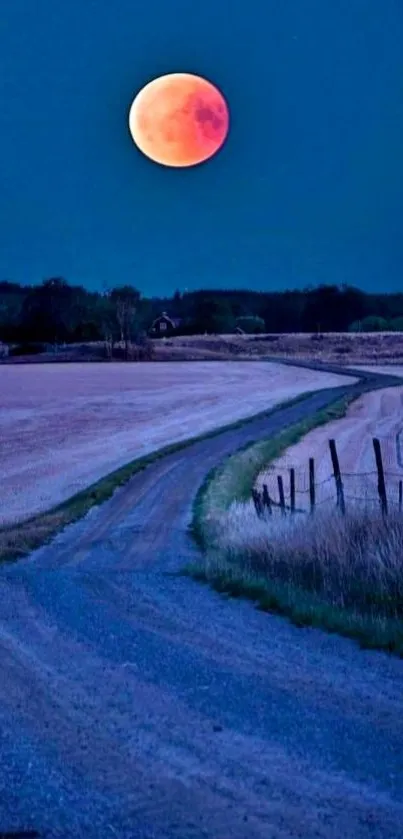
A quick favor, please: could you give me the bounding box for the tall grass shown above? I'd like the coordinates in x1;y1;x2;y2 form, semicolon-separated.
210;500;403;619
191;396;355;551
188;395;403;655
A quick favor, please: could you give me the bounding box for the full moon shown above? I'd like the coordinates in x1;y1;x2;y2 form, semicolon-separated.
128;73;229;167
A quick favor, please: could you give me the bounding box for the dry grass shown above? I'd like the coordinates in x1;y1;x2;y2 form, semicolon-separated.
3;332;403;365
0;509;69;561
189;393;403;654
1;340;155;364
152;332;403;365
209;501;403;619
192;396;356;549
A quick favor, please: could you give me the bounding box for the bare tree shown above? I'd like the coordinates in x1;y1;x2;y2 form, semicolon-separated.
95;292;116;359
109;285;141;360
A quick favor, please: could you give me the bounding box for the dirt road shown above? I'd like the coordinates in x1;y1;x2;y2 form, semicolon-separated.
0;360;357;527
1;365;403;839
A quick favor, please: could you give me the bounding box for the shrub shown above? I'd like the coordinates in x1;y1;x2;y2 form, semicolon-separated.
235;315;266;334
137;339;155;360
348;316;389;333
389;317;403;332
10;342;47;356
112;340;155;361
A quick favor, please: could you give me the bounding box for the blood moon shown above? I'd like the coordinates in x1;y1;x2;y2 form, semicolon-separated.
128;73;229;167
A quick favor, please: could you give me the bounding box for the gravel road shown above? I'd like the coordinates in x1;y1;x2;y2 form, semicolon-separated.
1;363;403;839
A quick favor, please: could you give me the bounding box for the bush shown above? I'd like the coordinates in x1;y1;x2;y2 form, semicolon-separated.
235;315;266;334
348;316;389;333
389;317;403;332
112;340;155;361
137;339;155;360
10;342;47;356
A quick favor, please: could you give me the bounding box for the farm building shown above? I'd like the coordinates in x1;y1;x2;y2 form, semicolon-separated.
148;312;182;336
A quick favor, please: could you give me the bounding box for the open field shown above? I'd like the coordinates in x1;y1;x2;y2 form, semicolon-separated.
255;384;403;513
0;360;357;527
152;332;403;365
3;331;403;365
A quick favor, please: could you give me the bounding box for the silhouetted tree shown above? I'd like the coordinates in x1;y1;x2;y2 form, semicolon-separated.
21;277;74;343
109;285;141;358
3;279;403;348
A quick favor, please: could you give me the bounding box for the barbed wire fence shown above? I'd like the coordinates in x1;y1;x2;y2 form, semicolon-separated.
252;437;403;519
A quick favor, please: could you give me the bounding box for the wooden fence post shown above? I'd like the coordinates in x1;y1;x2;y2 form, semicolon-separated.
277;475;286;515
252;488;263;518
399;480;402;513
373;438;388;516
309;458;316;514
290;468;296;513
329;438;346;515
262;483;272;515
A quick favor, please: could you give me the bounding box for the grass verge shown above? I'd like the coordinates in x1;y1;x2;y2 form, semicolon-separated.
191;393;355;550
0;387;327;564
183;561;403;655
186;390;403;656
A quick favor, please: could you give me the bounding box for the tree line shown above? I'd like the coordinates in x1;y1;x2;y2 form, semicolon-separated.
1;279;403;349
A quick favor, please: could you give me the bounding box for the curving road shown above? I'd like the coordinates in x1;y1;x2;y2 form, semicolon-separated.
1;362;403;839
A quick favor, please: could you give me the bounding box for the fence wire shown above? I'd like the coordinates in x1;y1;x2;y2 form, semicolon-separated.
253;436;403;516
257;476;403;508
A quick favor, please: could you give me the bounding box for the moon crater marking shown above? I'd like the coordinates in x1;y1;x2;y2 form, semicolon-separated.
129;73;229;167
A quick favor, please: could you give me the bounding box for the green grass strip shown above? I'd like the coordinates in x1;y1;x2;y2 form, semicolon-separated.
183;562;403;656
191;393;355;550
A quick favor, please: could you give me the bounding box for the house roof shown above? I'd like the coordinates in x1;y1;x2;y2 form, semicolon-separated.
150;313;182;328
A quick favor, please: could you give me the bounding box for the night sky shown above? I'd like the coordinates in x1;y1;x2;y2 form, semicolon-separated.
1;0;403;296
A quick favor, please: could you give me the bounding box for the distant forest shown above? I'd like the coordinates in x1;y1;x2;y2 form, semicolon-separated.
1;279;403;348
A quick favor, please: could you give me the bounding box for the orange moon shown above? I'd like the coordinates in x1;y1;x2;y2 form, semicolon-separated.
128;73;229;167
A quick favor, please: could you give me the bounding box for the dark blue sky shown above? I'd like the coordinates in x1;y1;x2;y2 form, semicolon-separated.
1;0;402;296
